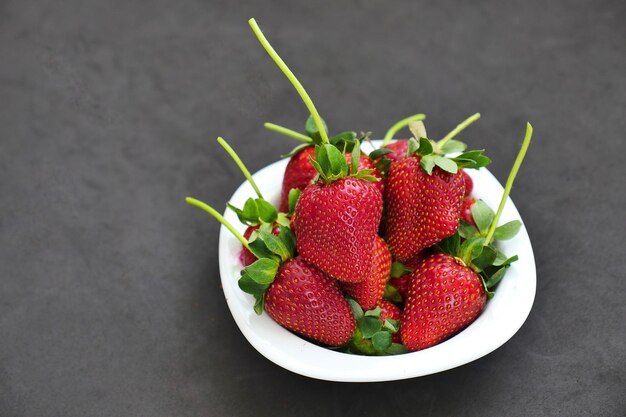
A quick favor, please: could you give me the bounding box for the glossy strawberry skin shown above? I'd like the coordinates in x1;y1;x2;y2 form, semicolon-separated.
279;147;317;212
294;177;383;283
389;249;431;301
460;196;477;226
280;148;383;212
378;300;402;343
461;169;473;195
383;140;409;163
375;140;410;236
239;225;281;267
264;256;356;346
341;236;392;310
401;253;486;351
384;157;465;261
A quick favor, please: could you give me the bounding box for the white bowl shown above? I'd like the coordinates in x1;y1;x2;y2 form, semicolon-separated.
217;140;536;382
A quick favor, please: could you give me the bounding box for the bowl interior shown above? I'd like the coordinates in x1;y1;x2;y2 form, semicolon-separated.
217;141;536;382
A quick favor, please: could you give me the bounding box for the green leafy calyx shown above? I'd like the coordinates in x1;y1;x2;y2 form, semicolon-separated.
435;198;522;298
346;301;406;355
310;144;380;184
239;224;297;313
270;116;370;159
390;261;413;278
441;121;533;296
435;231;518;299
227;197;278;225
406;136;491;175
402;113;490;175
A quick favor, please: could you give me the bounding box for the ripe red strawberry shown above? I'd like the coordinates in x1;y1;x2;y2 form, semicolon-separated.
295;175;382;282
401;253;486;351
382;114;489;260
389;249;431;300
280;147;383;212
252;20;384;284
383;139;409;163
190;192;356;346
187;194;356;347
239;226;260;266
374;116;426;172
399;122;534;352
460;196;477;226
385;157;466;261
461;169;473;195
370;139;409;185
378;300;402;343
371;141;408;228
341;236;391;310
264;256;356;346
279;146;317;212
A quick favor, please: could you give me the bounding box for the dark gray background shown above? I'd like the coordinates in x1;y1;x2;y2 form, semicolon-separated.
1;0;625;416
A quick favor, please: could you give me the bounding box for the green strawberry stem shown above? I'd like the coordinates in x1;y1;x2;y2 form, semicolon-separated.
438;112;481;147
217;137;264;200
484;122;533;244
264;122;312;143
248;18;329;144
185;197;251;251
382;113;426;146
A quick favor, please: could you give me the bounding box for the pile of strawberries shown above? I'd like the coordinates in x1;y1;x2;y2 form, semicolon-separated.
187;19;533;355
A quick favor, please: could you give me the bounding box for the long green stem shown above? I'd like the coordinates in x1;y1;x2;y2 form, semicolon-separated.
264;122;312;143
248;18;329;144
185;197;250;250
217;137;264;200
485;123;533;244
439;113;481;147
382;113;426;146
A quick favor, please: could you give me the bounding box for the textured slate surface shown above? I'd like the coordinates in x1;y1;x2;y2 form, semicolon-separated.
1;0;625;416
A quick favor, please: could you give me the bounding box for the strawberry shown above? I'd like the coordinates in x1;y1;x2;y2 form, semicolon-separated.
265;256;356;346
240;226;261;266
378;300;402;343
461;169;473;195
210;137;293;267
401;122;534;351
385;158;466;260
279;146;317;212
370;141;408;236
388;249;431;301
373;119;428;236
281;147;383;215
401;253;487;351
295;170;382;282
382;139;409;163
293;142;383;283
274;123;384;213
250;20;383;283
341;236;391;310
372;117;427;176
188;197;356;346
372;139;411;236
384;114;490;261
186;139;360;347
460;196;477;226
